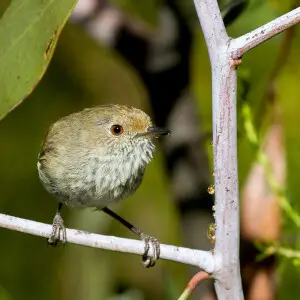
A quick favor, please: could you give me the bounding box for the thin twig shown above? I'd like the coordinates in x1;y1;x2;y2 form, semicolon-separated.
178;271;211;300
229;7;300;58
266;245;300;259
0;213;214;272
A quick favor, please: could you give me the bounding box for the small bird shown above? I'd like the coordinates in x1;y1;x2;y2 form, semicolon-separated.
37;104;170;267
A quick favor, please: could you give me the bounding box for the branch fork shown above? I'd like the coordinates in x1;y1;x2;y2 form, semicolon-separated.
193;2;300;299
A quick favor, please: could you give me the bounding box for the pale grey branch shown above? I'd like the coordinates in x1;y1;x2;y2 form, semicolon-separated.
229;7;300;58
0;213;214;273
193;1;300;299
193;0;229;61
194;0;240;299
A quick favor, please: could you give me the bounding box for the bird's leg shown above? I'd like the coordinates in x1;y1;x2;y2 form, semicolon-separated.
48;202;67;246
102;207;160;268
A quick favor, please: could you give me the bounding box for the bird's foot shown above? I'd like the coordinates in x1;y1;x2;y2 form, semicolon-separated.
140;233;160;268
48;213;67;246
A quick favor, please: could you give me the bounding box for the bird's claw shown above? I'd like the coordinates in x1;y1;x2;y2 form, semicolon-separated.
140;233;160;268
48;213;67;246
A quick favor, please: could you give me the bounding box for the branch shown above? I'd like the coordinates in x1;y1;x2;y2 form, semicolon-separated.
193;1;300;299
193;0;229;62
0;213;214;272
229;7;300;58
194;0;243;298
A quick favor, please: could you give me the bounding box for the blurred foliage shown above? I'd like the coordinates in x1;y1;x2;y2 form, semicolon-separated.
243;98;300;300
112;0;249;30
269;0;297;12
0;0;78;120
110;0;160;27
0;0;300;299
218;0;248;25
276;22;300;299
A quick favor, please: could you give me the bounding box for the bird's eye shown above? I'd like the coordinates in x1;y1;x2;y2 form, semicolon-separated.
111;124;124;136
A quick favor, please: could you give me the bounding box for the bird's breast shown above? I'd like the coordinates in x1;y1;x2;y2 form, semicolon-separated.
39;140;154;209
65;150;148;208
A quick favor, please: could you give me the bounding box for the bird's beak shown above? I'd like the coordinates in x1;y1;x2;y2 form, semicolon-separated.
135;126;171;138
147;126;171;136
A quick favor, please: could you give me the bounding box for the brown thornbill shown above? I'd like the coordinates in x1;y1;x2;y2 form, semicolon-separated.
37;104;170;267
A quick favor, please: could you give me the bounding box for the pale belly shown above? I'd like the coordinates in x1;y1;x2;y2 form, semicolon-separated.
61;170;144;208
38;156;145;209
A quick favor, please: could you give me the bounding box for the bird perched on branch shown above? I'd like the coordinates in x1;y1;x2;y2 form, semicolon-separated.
37;104;170;267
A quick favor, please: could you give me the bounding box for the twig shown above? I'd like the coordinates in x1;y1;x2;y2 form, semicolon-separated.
266;244;300;259
178;271;211;300
0;213;214;272
229;7;300;58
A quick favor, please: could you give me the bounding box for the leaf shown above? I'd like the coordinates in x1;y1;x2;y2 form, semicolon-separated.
0;0;78;121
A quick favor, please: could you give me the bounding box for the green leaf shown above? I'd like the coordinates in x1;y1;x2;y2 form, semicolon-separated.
0;0;78;121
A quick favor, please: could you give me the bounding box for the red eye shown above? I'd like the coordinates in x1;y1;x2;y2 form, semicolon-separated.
111;125;124;136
